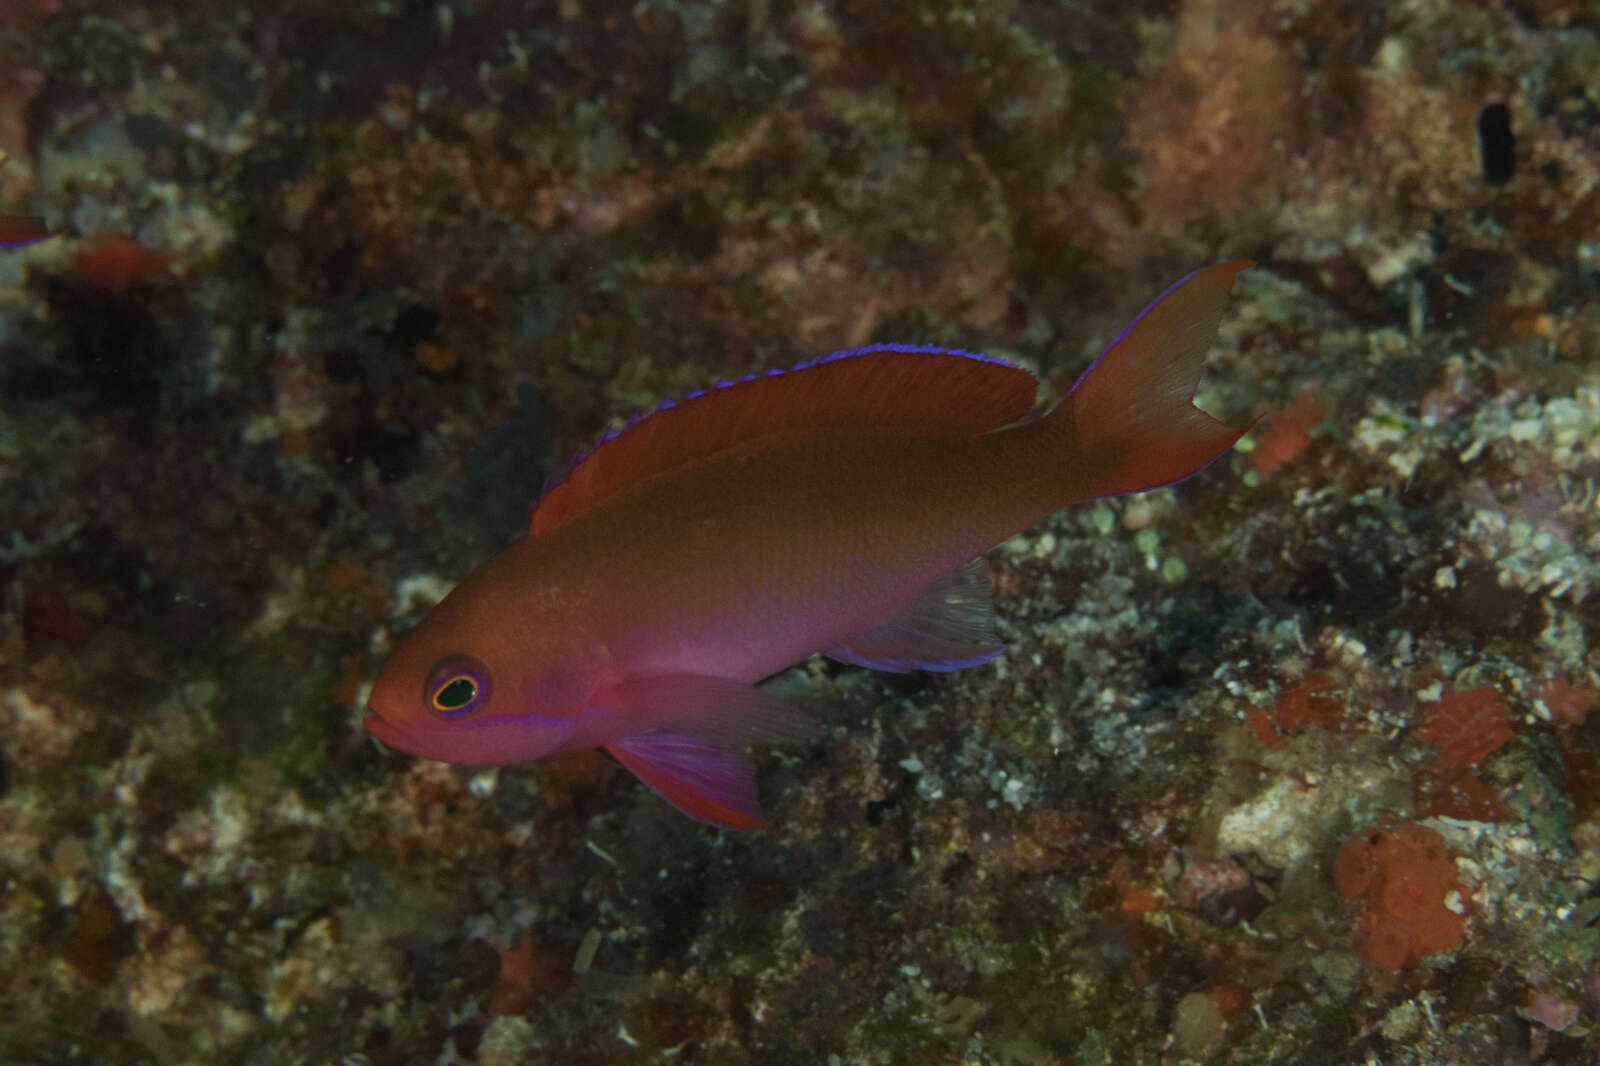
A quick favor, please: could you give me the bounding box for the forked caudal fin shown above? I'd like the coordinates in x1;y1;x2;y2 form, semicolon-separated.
1053;260;1254;501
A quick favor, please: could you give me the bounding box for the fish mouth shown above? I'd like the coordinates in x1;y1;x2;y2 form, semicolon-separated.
363;713;426;756
362;711;521;766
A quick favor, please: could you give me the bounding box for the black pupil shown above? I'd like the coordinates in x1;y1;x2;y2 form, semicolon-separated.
436;677;476;708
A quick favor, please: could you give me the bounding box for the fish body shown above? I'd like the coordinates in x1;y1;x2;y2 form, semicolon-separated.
0;214;59;248
72;230;172;291
366;261;1254;828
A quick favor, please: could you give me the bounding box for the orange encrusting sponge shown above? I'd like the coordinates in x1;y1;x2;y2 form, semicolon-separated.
1332;823;1467;969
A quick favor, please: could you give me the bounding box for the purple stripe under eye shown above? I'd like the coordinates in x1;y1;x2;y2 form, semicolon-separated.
453;709;575;733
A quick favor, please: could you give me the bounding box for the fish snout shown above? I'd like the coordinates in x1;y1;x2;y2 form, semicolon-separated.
363;711;423;755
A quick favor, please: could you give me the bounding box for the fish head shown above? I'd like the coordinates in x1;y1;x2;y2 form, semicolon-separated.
364;576;579;766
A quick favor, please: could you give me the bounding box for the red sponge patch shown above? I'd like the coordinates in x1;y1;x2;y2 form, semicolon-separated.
1334;823;1467;969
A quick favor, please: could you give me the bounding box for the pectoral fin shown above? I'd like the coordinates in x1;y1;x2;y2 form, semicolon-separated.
824;558;1005;673
590;673;821;745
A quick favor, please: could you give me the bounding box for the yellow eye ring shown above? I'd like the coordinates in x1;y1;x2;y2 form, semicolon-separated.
431;675;478;712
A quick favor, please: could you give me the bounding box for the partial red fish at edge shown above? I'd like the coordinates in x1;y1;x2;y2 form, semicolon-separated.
365;261;1255;830
72;231;173;291
0;214;60;248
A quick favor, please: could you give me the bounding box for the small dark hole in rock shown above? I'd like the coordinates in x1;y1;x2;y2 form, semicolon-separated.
1477;102;1514;185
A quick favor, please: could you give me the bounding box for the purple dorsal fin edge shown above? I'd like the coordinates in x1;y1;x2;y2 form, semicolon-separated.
530;343;1021;517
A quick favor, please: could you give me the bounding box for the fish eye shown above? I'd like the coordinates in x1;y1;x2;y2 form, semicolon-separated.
433;677;476;709
424;656;491;718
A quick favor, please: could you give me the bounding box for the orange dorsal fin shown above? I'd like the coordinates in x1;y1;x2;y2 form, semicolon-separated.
530;345;1037;535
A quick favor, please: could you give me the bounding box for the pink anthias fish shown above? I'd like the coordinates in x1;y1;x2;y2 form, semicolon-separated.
365;261;1254;829
0;214;60;248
